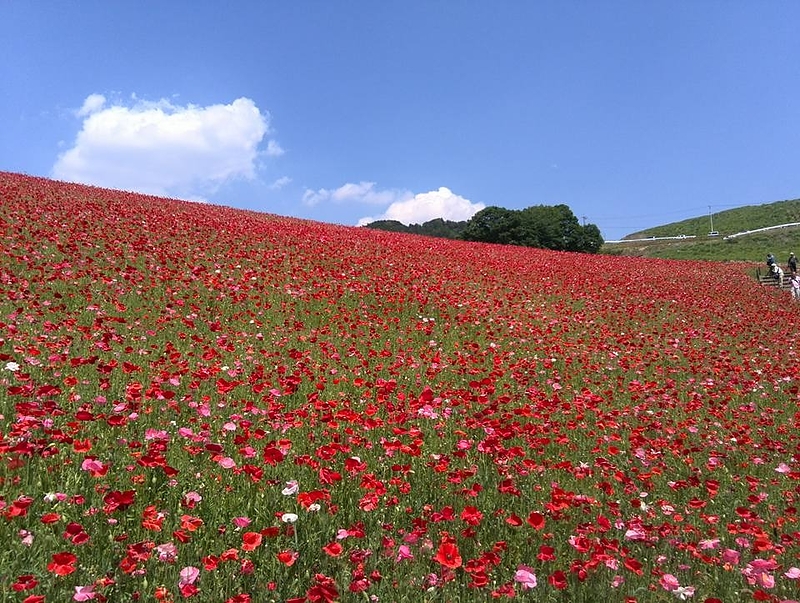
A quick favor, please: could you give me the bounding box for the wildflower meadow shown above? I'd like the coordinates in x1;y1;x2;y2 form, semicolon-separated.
1;171;798;602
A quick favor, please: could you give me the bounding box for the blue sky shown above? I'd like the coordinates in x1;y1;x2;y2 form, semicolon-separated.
2;2;799;240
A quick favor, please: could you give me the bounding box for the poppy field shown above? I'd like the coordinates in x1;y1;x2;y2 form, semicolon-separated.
1;171;799;603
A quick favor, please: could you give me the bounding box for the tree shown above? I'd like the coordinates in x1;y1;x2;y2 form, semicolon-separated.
364;218;468;239
366;204;604;253
462;204;602;253
461;207;523;245
364;220;409;233
577;223;604;253
409;218;468;239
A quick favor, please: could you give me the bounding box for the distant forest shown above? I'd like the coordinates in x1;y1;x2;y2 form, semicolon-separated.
364;204;604;253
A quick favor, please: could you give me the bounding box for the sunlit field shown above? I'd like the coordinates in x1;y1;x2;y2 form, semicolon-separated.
1;172;798;603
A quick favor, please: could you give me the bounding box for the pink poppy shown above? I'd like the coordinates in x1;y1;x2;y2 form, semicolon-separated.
514;565;537;589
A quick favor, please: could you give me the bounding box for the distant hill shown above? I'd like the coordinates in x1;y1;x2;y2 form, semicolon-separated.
603;197;800;262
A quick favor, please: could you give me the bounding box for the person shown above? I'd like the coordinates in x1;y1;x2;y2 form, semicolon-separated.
792;272;800;300
772;263;784;285
767;253;776;268
766;254;777;281
789;252;797;275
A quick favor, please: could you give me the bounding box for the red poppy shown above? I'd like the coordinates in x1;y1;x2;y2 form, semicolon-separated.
434;541;462;569
63;521;89;545
527;511;546;530
260;526;281;538
548;570;568;589
623;556;643;575
460;505;483;526
241;532;262;551
276;550;298;566
202;555;220;571
103;490;136;512
141;505;165;532
73;439;92;452
318;466;342;484
220;549;239;562
297;489;329;509
306;573;339;603
47;551;77;576
6;496;34;518
537;545;556;561
180;515;203;532
12;575;38;591
179;583;199;598
262;445;284;466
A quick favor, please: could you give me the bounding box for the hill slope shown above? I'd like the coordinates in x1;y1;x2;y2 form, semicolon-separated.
604;197;800;261
2;172;800;601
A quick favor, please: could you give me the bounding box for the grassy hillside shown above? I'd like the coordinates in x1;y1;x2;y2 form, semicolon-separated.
3;172;800;601
603;197;800;262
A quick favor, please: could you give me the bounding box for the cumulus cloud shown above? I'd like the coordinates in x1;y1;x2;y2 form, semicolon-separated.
53;94;277;199
303;181;413;207
357;187;485;225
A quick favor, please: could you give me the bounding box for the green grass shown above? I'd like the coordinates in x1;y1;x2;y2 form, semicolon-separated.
601;197;800;261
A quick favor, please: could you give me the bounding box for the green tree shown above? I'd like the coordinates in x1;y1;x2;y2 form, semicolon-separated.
461;206;523;245
577;223;604;253
516;204;584;250
364;220;409;233
364;218;468;239
367;204;603;253
410;218;467;239
463;204;602;253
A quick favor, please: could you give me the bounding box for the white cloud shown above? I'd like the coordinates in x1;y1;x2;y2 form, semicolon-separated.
53;94;277;199
266;140;284;156
76;93;106;117
269;176;292;190
303;181;413;207
357;187;485;225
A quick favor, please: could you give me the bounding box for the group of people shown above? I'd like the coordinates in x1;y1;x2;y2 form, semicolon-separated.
767;252;800;299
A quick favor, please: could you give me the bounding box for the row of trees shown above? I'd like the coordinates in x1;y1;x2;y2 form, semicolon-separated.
362;218;468;240
364;204;604;253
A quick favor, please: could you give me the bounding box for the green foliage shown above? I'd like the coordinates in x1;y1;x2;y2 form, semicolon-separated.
364;218;468;239
579;223;604;253
364;219;409;233
518;204;581;251
364;205;604;253
409;217;468;239
461;206;524;245
462;205;604;253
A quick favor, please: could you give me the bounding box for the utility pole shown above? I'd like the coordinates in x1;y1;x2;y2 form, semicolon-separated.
582;215;587;227
709;205;714;233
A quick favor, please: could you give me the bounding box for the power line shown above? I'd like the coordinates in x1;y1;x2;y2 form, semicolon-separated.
591;204;745;222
